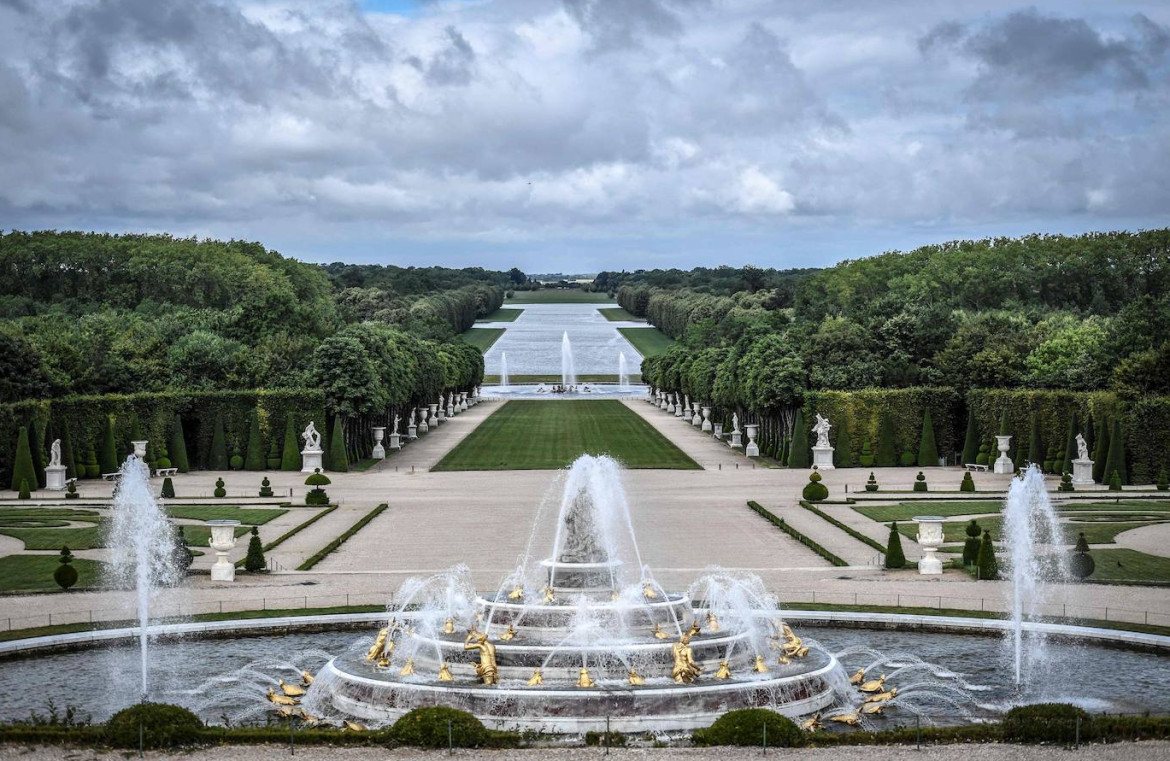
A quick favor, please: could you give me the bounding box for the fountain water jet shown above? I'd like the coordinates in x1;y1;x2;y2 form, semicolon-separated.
500;351;510;391
618;352;630;390
561;332;576;387
104;455;182;700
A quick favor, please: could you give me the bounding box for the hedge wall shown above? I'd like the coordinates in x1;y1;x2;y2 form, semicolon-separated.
1;390;326;480
802;388;962;466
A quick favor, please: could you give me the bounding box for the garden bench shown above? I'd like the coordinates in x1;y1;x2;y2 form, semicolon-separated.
964;463;988;472
155;467;179;477
101;471;122;481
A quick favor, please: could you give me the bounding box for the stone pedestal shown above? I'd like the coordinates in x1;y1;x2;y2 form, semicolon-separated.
914;516;945;575
209;520;242;581
660;393;669;411
45;465;67;491
388;432;401;451
1072;459;1095;485
729;429;743;449
993;435;1014;474
301;448;324;474
447;396;456;418
701;407;712;433
427;404;438;428
408;421;418;441
713;423;723;440
437;402;447;423
459;393;468;412
692;408;702;426
371;427;386;460
418;417;429;434
812;446;836;471
667;396;676;414
131;440;148;459
744;424;760;457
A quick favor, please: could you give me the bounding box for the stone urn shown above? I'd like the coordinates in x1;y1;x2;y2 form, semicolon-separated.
744;424;760;457
208;519;242;581
993;435;1013;474
914;516;945;575
371;427;386;460
701;407;712;433
131;440;148;459
427;404;439;428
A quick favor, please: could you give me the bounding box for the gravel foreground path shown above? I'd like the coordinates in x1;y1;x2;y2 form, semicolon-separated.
3;745;1169;761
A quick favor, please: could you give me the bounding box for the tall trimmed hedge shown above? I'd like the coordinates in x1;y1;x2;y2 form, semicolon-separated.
917;408;938;466
803;388;960;468
244;413;265;471
169;414;190;473
788;410;809;468
9;427;36;493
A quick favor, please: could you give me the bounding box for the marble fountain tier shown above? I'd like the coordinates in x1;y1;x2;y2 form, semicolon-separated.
312;456;844;733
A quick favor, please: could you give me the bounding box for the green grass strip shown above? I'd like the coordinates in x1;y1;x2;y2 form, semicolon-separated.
616;326;674;358
505;290;613;303
799;500;886;553
475;308;524;322
296;504;388;571
460;327;505;352
234;505;337;568
598;307;640;321
746;500;848;567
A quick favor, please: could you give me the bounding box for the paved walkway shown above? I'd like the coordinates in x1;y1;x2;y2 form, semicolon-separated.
1114;522;1170;558
620;399;748;469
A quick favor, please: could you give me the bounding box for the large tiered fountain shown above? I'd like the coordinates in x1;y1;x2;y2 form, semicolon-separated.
310;456;844;732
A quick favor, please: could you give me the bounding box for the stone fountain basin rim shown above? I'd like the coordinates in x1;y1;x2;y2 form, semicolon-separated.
3;610;1169;659
407;629;755;654
911;516;946;522
537;559;623;570
475;595;689;610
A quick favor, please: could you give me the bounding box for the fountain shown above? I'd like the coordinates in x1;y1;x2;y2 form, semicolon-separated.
1001;465;1068;690
311;455;844;732
618;352;629;390
104;455;182;700
561;332;576;387
500;351;510;390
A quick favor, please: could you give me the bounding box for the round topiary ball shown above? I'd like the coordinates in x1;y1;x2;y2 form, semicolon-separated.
692;709;804;747
802;468;829;502
390;706;487;748
105;702;204;749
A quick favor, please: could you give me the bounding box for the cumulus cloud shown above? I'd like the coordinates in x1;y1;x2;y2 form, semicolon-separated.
0;0;1166;270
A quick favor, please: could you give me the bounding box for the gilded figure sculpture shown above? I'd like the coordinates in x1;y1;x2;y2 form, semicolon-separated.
576;667;595;688
278;679;306;698
858;674;885;693
365;628;389;662
443;617;456;634
526;669;543;686
627;669;645;685
753;654;769;673
671;633;701;684
714;660;732;679
399;658;415;676
437;663;453;681
464;631;499;685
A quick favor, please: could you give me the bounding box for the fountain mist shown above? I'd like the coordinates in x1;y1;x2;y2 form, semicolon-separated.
104;455;181;700
618;352;629;390
500;351;510;390
1001;465;1068;690
561;332;576;386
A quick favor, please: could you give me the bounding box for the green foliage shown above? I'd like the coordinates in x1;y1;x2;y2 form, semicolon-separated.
1103;418;1127;484
977;530;999;580
305;468;331;486
1059;472;1075;492
833;411;852;467
64;480;78;499
859;437;873;467
244;526;266;572
104;702;203;749
899;450;916;466
917;408;938;466
865;471;878;492
962;520;981;565
960;408;979;465
912;471;928;492
975;441;989;466
874;408;897;467
1093;414;1109;482
746;501;848;566
61;427;77;481
788;409;809;468
266;438;281;469
170;414;190;473
1027;413;1043;468
1070;532;1094;580
229;448;243;470
259;476;274;498
692;709;804;747
281;417;301;471
161;477;175;499
329;417;349;473
1061;410;1078;477
209;414;228;470
9;426;36;493
1002;704;1091;744
1108;470;1122;491
305;468;330;504
884;523;906;569
26;419;45;488
17;478;30;499
98;416;118;475
805;389;959;470
245;413;265;470
83;438;99;478
388;707;487;749
960;471;975;492
172;526;193;577
1158;467;1168;491
802;469;829;501
213;477;226;498
53;546;77;590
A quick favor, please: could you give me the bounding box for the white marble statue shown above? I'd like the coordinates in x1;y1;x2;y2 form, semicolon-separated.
50;439;62;468
813;414;832;448
1076;433;1089;461
302;421;322;451
731;413;740;432
392;414;401;435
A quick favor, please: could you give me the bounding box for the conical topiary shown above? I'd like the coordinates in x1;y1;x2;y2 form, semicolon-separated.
977;530;999;580
962;520;981;565
170;414;190;473
84;437;100;479
245;413;265;471
1027;414;1042;469
161;477;175;499
54;546;78;590
99;416;119;475
1157;467;1169;491
913;471;928;492
1108;469;1122;491
874;411;897;467
213;477;227;498
961;408;979;465
1058;472;1075;492
244;526;266;572
1069;532;1094;581
788;410;809;468
865;472;879;492
917;409;938;467
884;523;906;569
10;426;37;493
802;468;829;502
280;418;301;471
266;438;281;470
1103;419;1126;485
27;419;46;488
172;526;193;578
209;414;229;470
1092;416;1109;483
960;471;975;492
1061;411;1079;477
329;417;349;473
18;478;30;500
259;476;274;498
62;427;78;481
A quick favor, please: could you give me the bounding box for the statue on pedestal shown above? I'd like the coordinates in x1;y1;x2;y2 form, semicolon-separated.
1076;433;1089;462
50;439;62;468
813;414;832;448
302;422;322;452
464;632;499;685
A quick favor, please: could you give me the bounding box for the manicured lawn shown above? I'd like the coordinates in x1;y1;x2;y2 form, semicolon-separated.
854;501;1003;522
476;308;524;322
164;505;287;525
1060;500;1170;511
0;555;104;593
598;307;641;322
893;516;1166;546
461;327;506;352
0;521;249;550
432;400;700;471
506;290;614;303
617;327;674;358
483;374;641;384
0;508;102;529
1081;548;1170;584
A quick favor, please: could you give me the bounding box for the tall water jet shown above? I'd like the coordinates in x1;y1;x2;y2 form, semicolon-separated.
1001;465;1067;691
500;351;510;390
105;455;182;700
618;352;629;390
561;332;576;386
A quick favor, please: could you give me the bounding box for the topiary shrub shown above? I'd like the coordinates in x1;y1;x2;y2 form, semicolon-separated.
266;439;281;470
18;478;30;500
1069;532;1094;581
229;445;244;471
788;410;809;469
244;526;266;572
975;442;989;466
960;471;975;492
899;450;916;467
305;469;330;505
245;413;265;471
1103;418;1127;485
961;408;979;465
280;418;301;471
884;523;906;569
1002;703;1091;744
692;709;803;747
801;468;828;502
84;438;100;479
54;546;78;590
913;471;928;492
864;472;879;492
170;414;190;473
1108;470;1122;491
172;526;193;578
105;702;204;749
1158;467;1169;491
329;417;349;473
858;437;874;467
962;520;981;566
209;414;229;470
389;706;487;748
99;416;119;475
918;408;938;466
65;480;79;499
874;411;897;467
10;426;38;493
259;476;274;498
1058;472;1075;492
977;529;999;580
213;478;227;499
161;477;175;499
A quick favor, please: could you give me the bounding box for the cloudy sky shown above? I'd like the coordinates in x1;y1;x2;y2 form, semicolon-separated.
1;0;1167;272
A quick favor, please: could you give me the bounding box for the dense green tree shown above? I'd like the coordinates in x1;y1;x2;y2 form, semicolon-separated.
788;410;809;468
10;426;37;493
329;417;349;473
1103;419;1127;484
244;413;265;471
917;409;938;466
208;414;229;470
961;408;979;465
280;418;301;471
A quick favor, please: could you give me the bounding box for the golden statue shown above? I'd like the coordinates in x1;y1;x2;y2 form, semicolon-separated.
652;623;668;639
687;620;702;638
671;633;702;684
443;618;456;634
714;660;732;679
301;670;315;686
508;585;524;600
343;720;367;732
576;667;595;688
266;688;297;706
365;627;389;662
858;674;885;693
753;654;769;673
777;654;790;666
399;658;415;676
276;706;295;718
849;667;865;685
464;632;499;685
526;669;544;686
865;687;897;703
800;713;822;733
437;663;453;682
543;586;556;603
861;702;885;715
827;710;860;726
627;669;645;685
705;611;720;632
499;624;517;641
643;583;658;599
278;679;306;698
795;646;809;658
